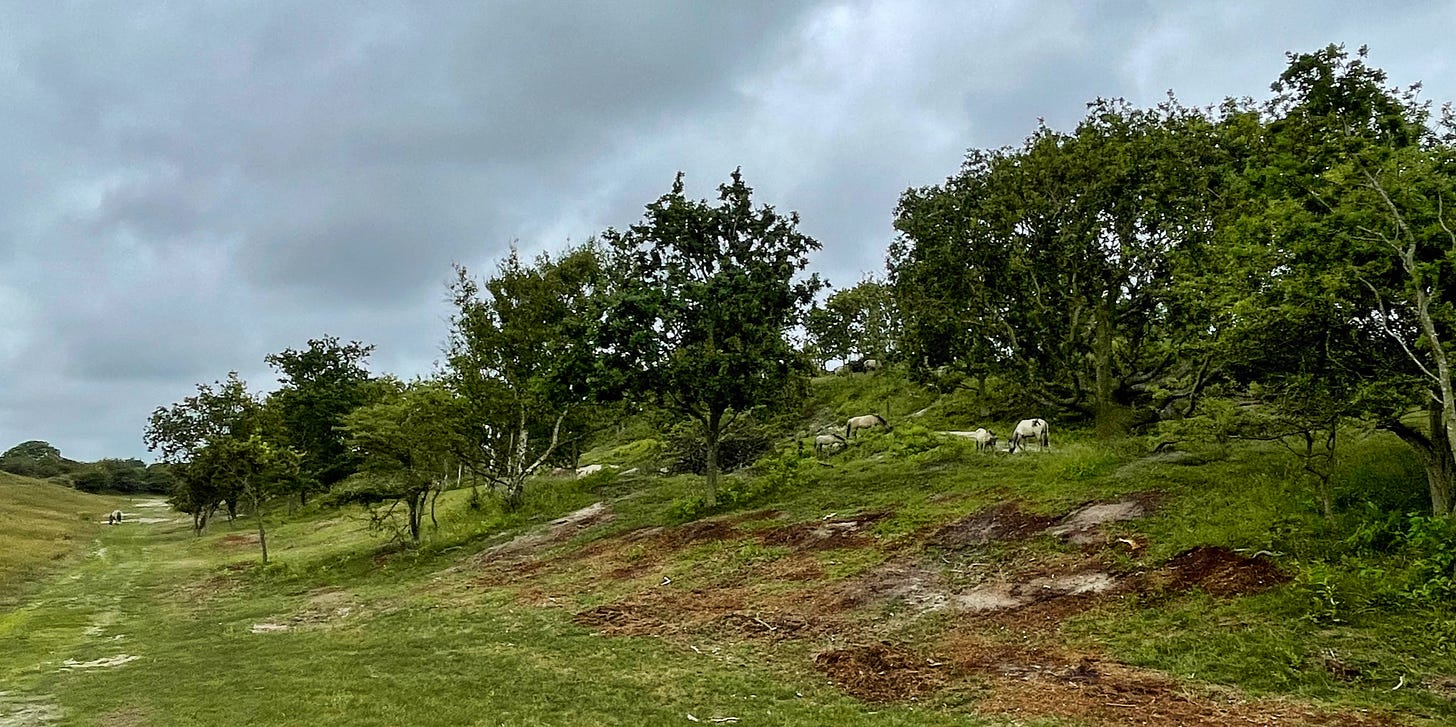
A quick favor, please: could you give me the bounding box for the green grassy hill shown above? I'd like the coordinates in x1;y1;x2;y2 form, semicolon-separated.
1;373;1452;725
0;471;123;604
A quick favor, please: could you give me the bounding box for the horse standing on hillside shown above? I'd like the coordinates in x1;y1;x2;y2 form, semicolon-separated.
1008;418;1049;453
814;432;846;454
845;414;889;439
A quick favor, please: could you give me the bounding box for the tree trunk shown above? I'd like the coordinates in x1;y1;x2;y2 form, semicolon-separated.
1387;404;1456;516
406;490;423;542
705;410;722;506
1092;293;1124;437
254;497;269;566
1426;407;1456;516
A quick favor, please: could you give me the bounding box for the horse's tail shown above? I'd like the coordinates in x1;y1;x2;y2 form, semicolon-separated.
845;422;852;438
1040;422;1049;448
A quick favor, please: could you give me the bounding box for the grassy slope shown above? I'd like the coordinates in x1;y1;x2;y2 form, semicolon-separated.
1;372;1451;725
0;471;122;604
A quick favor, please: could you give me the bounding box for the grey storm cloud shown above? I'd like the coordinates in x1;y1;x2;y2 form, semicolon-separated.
0;0;1452;460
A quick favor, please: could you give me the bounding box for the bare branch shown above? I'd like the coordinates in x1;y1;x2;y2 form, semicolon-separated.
1357;276;1438;381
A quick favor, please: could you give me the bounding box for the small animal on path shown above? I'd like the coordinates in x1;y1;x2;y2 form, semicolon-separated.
862;359;881;372
1009;418;1049;453
814;433;846;454
845;414;889;439
969;427;997;452
110;510;123;524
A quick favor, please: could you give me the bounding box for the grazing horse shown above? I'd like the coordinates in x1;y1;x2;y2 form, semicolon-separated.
969;427;997;452
814;433;846;454
845;414;889;439
1009;418;1049;453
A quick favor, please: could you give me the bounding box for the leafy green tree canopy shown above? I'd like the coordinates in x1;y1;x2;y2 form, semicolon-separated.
599;169;824;501
265;335;376;500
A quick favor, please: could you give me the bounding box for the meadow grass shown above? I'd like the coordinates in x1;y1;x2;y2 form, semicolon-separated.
0;472;122;605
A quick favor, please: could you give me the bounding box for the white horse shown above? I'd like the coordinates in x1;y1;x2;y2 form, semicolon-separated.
814;433;846;454
845;414;889;438
1009;418;1049;453
863;359;881;372
969;427;997;452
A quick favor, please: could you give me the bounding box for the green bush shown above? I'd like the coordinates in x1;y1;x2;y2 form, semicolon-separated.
1403;514;1456;605
668;447;813;522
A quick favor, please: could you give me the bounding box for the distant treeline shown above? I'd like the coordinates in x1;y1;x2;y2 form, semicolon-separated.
0;440;175;494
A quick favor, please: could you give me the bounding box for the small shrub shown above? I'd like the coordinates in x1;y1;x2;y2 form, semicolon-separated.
1342;503;1406;554
847;423;944;459
1402;514;1456;605
668;447;813;522
1297;563;1347;624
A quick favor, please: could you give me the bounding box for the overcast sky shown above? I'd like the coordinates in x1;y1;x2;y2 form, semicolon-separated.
1;1;1453;462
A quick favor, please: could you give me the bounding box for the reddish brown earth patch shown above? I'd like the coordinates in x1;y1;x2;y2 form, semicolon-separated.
754;553;826;582
219;533;260;548
1163;546;1290;597
653;519;744;548
757;511;889;552
928;503;1061;549
572;586;759;637
713;611;815;641
572;604;666;636
813;643;950;702
938;635;1395;727
976;668;1396;727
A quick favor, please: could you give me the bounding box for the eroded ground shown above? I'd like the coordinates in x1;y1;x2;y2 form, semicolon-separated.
456;495;1402;727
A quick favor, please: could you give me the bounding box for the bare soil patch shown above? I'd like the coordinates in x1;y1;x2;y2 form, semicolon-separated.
485;502;614;559
1161;546;1289;597
928;503;1060;549
975;665;1395;727
651;519;745;549
938;635;1396;727
1049;495;1157;545
219;533;260;548
757;511;888;552
250;589;358;634
813;643;950;702
818;557;948;614
573;586;762;637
